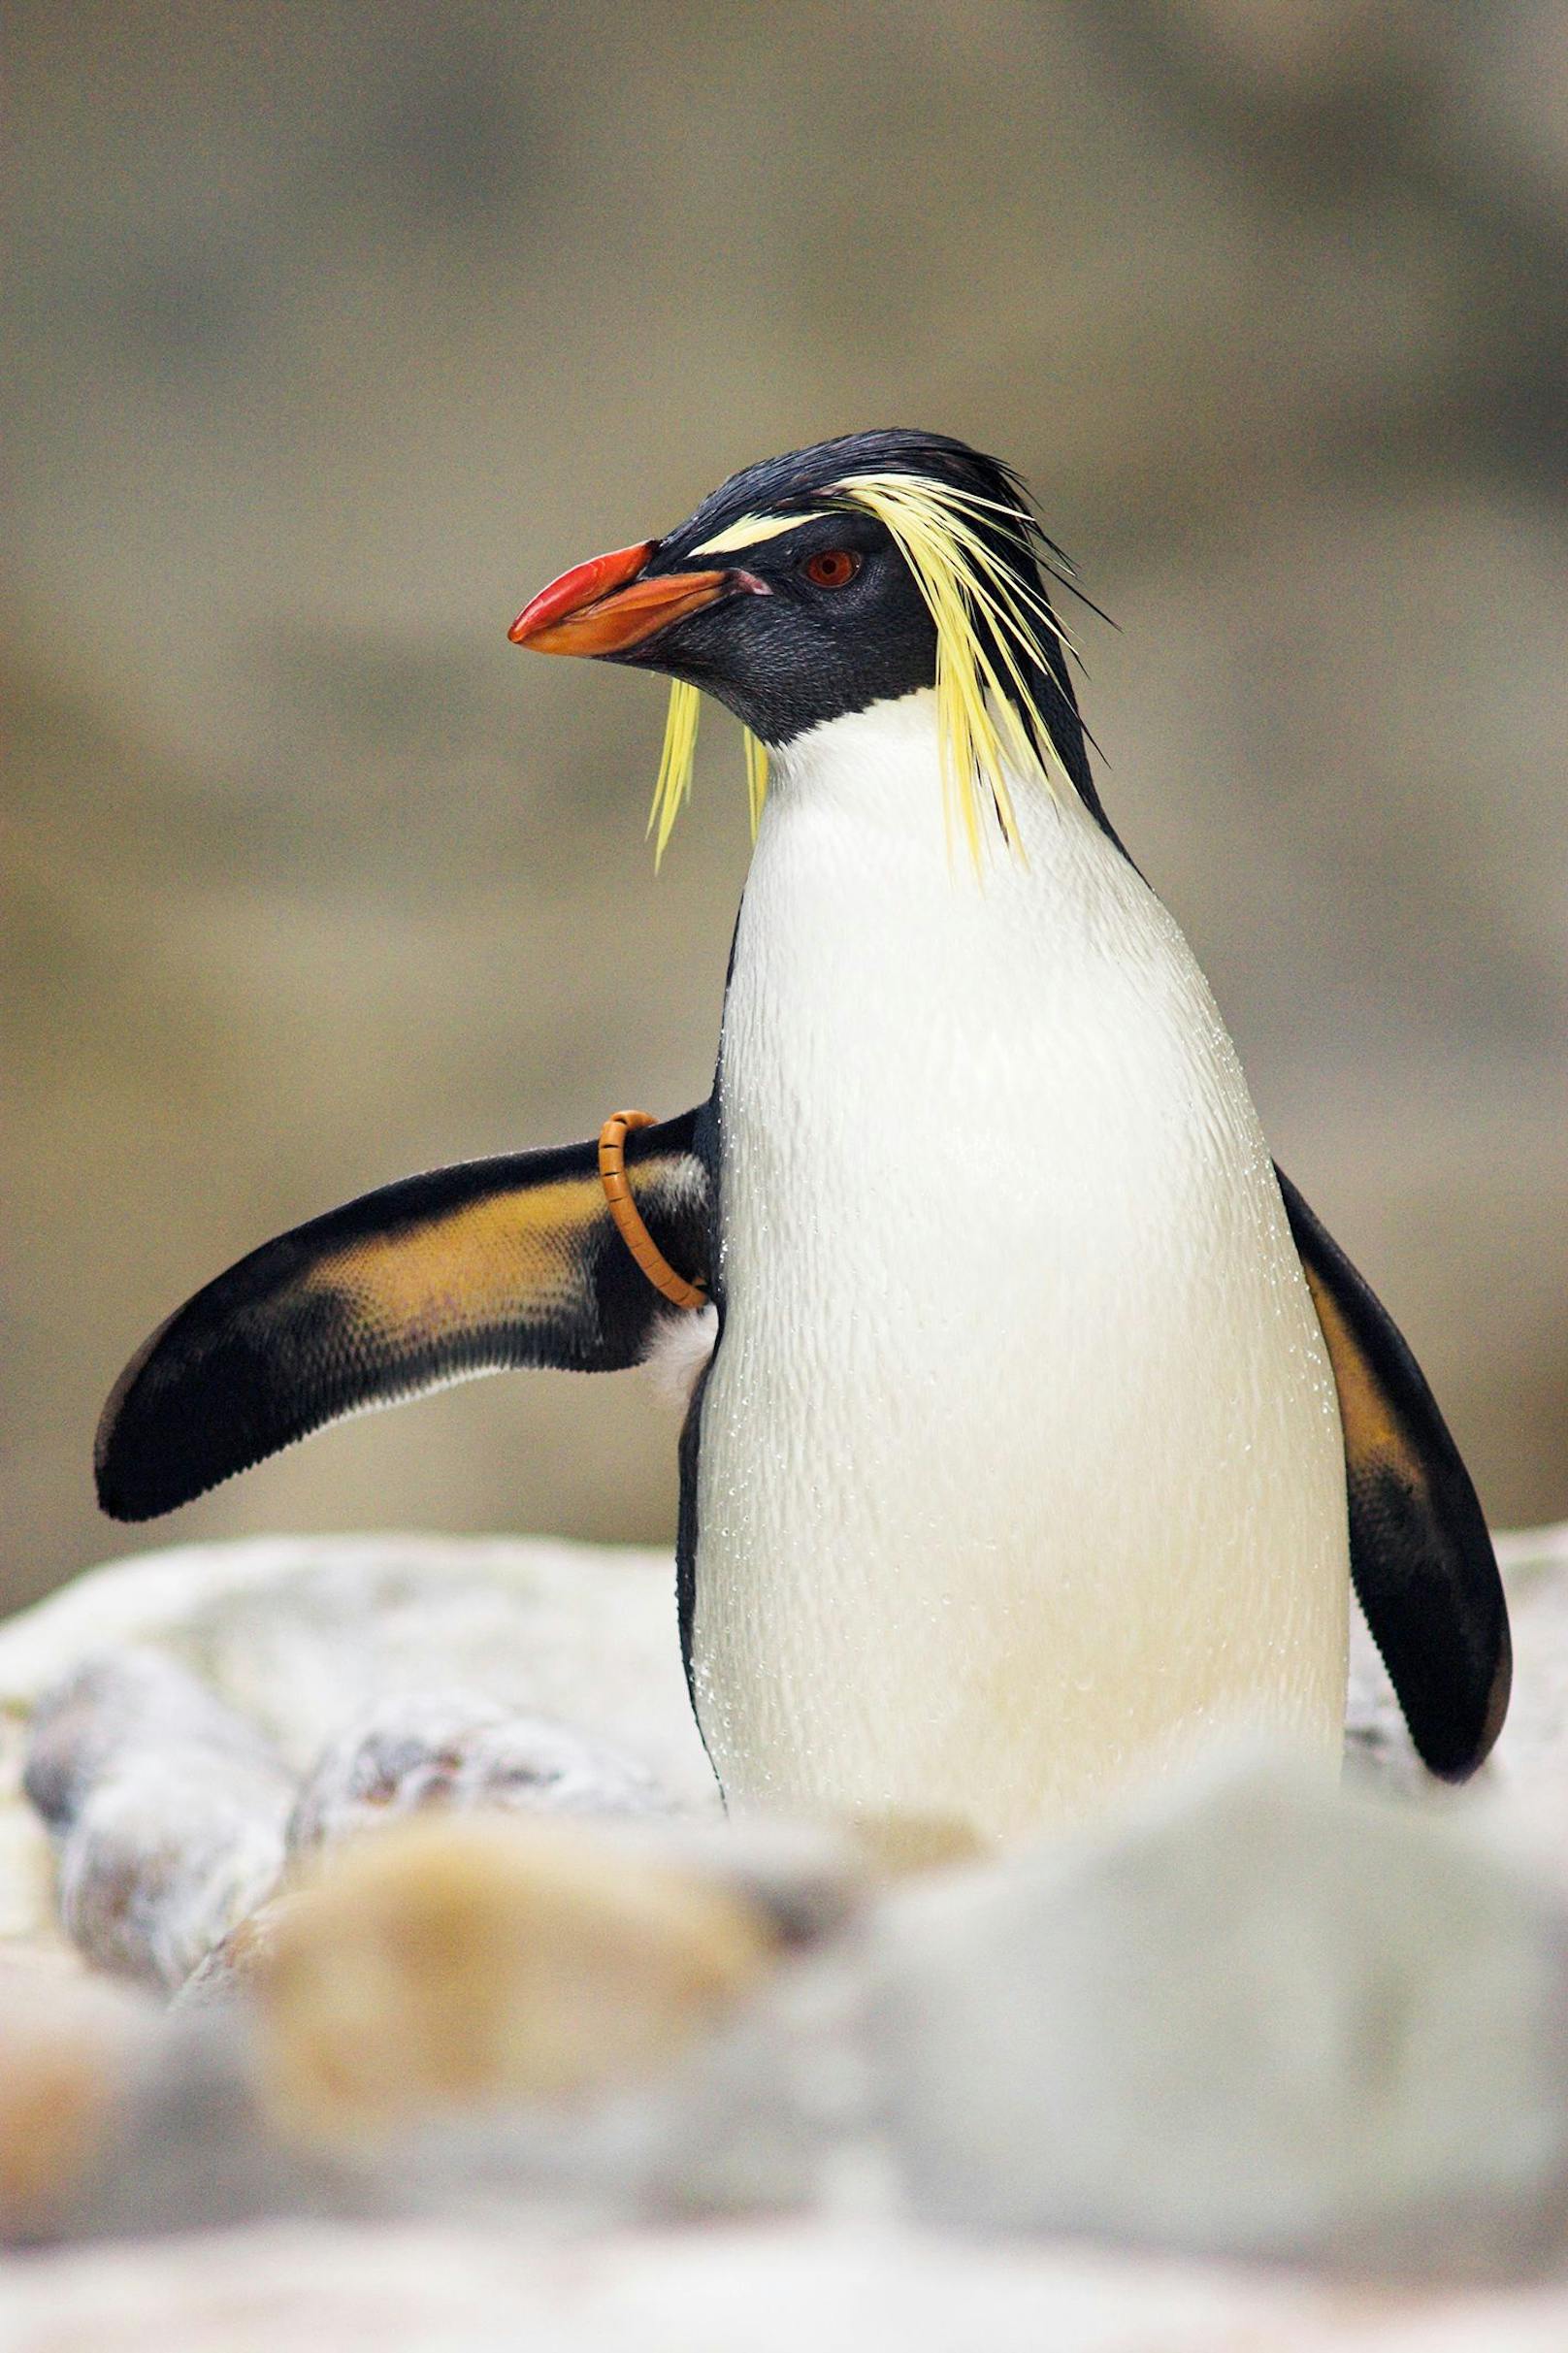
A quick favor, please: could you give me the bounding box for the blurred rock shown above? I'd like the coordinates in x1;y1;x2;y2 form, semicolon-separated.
10;1533;1568;2291
0;1956;155;2243
287;1688;674;1851
173;1812;870;2226
1344;1605;1428;1797
1486;1525;1568;1809
0;1534;719;1810
117;1838;866;2235
873;1751;1568;2273
23;1651;292;1991
607;1815;866;1951
51;2006;387;2246
351;1928;868;2228
14;2211;1568;2352
0;1536;717;1987
247;1814;777;2144
23;1650;278;1837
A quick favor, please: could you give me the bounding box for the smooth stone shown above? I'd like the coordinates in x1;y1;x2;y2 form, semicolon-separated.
287;1688;675;1850
0;1534;719;1979
10;2215;1568;2350
0;1956;156;2244
0;1535;719;1810
23;1651;292;1991
91;1866;865;2239
871;1750;1568;2274
245;1814;778;2144
47;2007;390;2247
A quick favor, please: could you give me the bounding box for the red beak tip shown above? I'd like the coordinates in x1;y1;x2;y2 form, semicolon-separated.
507;539;657;653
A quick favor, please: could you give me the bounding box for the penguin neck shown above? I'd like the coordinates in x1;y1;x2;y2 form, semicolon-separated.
766;686;1087;877
740;686;1156;1029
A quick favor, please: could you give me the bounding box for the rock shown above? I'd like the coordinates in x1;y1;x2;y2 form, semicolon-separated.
286;1689;673;1852
114;1844;866;2236
245;1814;778;2144
1484;1525;1568;1813
0;1534;719;1811
165;1814;870;2224
0;1535;718;1985
182;1816;863;2011
0;1956;155;2243
51;2008;389;2245
12;1528;1568;2306
871;1751;1568;2274
12;2214;1568;2351
583;1815;866;1953
22;1652;292;1991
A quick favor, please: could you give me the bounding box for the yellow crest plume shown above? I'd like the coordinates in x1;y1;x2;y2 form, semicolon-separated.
647;686;768;868
829;472;1072;866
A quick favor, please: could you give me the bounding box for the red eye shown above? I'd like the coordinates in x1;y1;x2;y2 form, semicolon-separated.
801;549;861;589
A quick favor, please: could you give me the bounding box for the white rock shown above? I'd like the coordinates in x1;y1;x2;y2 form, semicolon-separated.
0;1953;158;2244
23;1653;293;1991
286;1690;674;1851
872;1750;1568;2273
9;2214;1568;2351
33;2007;387;2247
9;1528;1568;2304
1483;1525;1568;1806
0;1535;718;1812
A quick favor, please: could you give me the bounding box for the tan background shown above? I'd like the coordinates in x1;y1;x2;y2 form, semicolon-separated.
7;1;1567;1615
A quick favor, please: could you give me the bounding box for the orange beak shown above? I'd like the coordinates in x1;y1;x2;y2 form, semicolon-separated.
508;539;731;657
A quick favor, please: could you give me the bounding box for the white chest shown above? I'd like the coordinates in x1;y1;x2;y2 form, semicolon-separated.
692;696;1348;1842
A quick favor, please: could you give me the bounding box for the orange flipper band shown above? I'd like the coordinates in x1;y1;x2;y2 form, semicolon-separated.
598;1112;708;1311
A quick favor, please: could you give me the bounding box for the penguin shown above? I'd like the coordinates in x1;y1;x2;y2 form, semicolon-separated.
95;429;1510;1840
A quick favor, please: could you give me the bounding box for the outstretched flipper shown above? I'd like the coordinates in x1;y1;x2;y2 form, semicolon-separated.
96;1109;711;1522
1277;1167;1510;1780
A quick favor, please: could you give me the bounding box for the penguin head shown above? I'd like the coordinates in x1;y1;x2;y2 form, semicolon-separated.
510;429;1095;857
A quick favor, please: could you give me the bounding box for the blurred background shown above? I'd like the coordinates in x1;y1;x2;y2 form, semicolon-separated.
6;1;1566;1616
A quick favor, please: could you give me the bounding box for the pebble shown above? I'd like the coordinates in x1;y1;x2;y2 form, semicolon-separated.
872;1748;1568;2275
9;1528;1568;2330
0;1953;155;2243
10;2215;1568;2351
247;1813;779;2143
286;1689;674;1850
22;1652;292;1991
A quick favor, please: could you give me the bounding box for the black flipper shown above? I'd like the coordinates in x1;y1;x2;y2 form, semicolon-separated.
1276;1166;1511;1780
96;1110;710;1522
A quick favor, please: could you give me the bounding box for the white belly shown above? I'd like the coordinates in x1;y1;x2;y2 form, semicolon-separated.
692;695;1349;1843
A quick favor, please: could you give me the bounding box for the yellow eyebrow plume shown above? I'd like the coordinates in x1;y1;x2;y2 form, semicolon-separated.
647;683;768;868
828;471;1073;867
689;511;815;558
